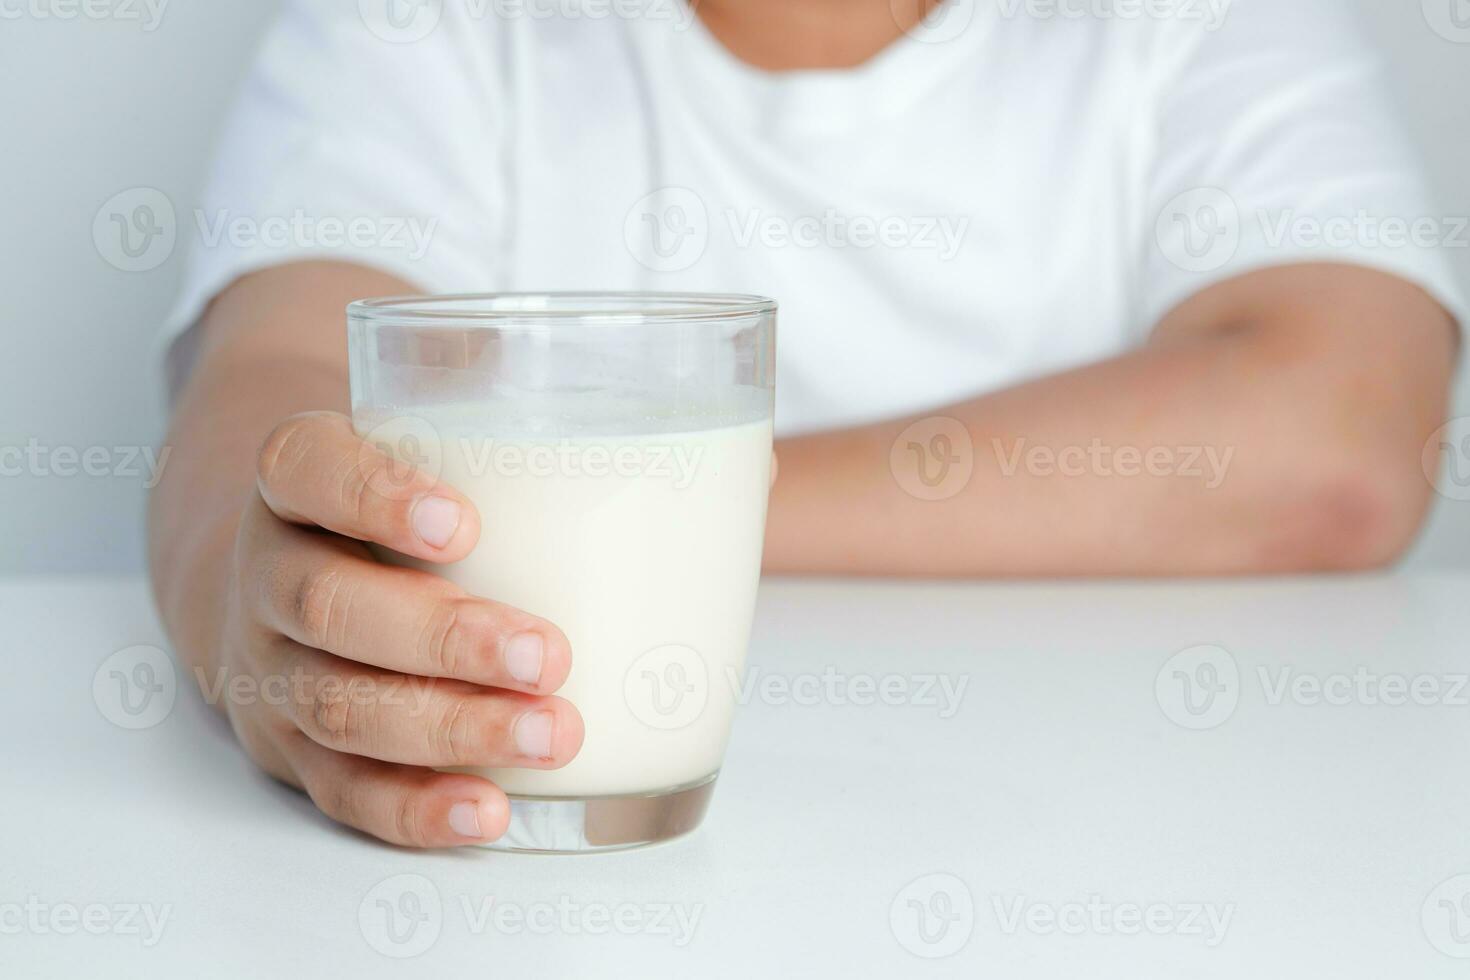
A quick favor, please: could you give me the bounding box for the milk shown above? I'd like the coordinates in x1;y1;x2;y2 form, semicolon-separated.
359;397;772;797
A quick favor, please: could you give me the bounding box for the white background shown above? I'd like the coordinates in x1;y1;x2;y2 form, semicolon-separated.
1;0;1468;572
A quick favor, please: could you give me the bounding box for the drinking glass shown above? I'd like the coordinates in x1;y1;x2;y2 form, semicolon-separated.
346;293;776;852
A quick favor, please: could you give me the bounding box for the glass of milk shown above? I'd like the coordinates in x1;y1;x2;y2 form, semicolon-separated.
346;293;776;852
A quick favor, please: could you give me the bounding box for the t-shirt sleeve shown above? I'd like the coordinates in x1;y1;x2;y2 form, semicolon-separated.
1141;0;1468;336
161;0;507;352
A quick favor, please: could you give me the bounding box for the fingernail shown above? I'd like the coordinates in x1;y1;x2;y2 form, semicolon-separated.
412;496;461;549
504;633;544;686
514;711;554;759
448;800;483;839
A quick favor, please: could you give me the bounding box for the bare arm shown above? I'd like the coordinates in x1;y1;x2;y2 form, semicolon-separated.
149;260;402;678
763;264;1458;576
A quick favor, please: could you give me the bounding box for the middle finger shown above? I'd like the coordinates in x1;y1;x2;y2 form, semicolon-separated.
270;638;585;769
250;512;572;695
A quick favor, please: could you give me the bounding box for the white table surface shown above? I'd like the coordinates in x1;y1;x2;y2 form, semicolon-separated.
6;573;1470;978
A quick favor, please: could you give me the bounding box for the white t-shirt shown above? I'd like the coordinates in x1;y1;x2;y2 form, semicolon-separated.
167;0;1465;436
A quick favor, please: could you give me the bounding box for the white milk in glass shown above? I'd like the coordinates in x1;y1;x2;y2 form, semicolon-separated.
360;394;772;798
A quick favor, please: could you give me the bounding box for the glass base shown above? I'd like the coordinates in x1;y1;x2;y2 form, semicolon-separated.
481;773;719;854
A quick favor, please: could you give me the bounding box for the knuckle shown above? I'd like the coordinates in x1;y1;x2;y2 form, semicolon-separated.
431;696;475;765
419;597;468;677
392;792;425;846
256;413;326;493
337;451;377;527
294;564;351;649
307;676;362;749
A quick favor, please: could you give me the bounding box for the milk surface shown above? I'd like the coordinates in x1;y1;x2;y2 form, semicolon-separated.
359;395;772;796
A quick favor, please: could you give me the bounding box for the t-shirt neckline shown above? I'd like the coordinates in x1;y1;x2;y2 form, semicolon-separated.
662;0;991;135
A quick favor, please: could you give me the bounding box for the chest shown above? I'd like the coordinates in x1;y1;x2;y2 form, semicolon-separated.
496;31;1151;431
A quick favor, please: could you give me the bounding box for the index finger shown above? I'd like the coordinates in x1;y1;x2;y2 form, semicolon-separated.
255;411;479;563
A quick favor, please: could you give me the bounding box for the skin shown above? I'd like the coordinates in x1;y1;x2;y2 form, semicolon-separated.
764;262;1456;575
149;2;1458;847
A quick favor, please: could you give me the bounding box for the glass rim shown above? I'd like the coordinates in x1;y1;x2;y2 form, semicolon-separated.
347;291;777;326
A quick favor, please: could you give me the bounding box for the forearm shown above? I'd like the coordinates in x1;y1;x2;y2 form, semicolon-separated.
764;266;1455;577
147;262;416;675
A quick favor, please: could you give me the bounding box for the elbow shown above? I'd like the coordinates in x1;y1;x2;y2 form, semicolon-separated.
1261;450;1434;573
